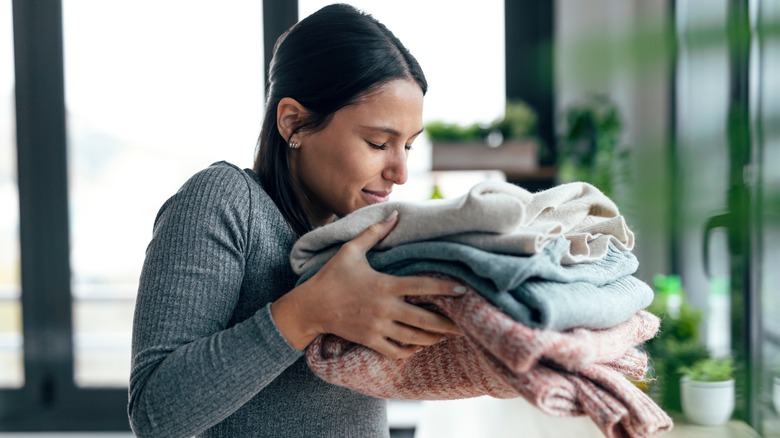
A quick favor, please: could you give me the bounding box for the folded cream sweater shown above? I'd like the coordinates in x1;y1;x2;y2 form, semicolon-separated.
291;180;634;275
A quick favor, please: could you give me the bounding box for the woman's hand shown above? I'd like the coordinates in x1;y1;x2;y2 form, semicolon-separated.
271;211;466;359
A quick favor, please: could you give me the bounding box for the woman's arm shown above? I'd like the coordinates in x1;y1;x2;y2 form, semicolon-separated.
128;164;301;438
272;210;466;359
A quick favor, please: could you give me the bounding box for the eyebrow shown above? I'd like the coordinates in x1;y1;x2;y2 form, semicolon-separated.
361;125;425;138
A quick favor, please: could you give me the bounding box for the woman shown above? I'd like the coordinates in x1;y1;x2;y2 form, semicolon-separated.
128;4;465;437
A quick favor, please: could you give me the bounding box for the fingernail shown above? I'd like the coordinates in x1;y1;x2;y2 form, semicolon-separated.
383;210;399;222
453;285;469;295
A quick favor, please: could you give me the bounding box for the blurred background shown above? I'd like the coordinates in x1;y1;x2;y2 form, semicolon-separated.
0;0;778;436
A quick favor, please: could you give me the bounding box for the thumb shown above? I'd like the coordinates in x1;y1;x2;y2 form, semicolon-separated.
346;210;399;254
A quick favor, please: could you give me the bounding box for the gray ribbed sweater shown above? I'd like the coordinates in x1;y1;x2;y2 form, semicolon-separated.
128;162;387;438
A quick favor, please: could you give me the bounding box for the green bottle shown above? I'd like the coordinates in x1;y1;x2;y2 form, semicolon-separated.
430;183;444;200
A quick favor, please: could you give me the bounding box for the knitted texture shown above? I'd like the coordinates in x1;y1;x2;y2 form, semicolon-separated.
296;237;652;331
306;291;672;437
290;180;635;274
129;162;388;438
503;363;672;438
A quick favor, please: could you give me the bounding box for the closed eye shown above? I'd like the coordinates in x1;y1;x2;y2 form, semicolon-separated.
368;141;414;152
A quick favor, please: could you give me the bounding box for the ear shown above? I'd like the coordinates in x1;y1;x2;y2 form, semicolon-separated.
277;97;309;142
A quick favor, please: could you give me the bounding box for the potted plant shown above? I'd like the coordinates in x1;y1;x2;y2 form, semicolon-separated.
679;357;735;426
557;94;629;200
426;100;543;176
643;274;709;412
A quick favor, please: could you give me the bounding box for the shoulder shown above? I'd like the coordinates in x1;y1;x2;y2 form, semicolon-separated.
178;161;294;243
151;161;294;254
151;161;262;231
191;162;279;210
181;161;254;197
168;161;278;212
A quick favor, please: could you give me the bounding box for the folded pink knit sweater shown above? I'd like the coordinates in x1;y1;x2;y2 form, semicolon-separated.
306;291;672;438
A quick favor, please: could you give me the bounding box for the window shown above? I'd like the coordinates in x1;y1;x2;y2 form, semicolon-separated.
757;0;780;430
62;0;265;387
675;0;731;353
2;2;265;430
0;0;22;389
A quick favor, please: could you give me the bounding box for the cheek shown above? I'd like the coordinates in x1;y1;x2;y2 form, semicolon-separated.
296;148;356;194
300;133;383;189
324;147;378;182
342;156;384;187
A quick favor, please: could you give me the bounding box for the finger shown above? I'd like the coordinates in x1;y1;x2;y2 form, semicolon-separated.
369;337;422;360
393;276;472;297
395;304;462;336
343;210;399;254
389;322;447;347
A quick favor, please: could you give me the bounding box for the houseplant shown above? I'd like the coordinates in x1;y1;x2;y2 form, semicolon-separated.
489;99;538;146
643;274;709;412
426;100;542;175
557;94;628;199
679;357;735;426
425;100;537;145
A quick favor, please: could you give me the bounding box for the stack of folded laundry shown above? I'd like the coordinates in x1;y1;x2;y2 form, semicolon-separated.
290;181;673;438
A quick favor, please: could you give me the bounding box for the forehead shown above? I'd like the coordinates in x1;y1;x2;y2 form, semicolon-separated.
358;78;424;103
335;79;424;129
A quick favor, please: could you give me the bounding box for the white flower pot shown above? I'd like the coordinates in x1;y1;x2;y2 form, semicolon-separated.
774;376;780;415
680;376;734;426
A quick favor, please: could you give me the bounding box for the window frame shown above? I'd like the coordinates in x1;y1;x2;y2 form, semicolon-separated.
0;1;129;430
0;0;296;431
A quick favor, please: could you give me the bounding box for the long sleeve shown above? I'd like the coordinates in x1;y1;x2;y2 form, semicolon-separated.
128;163;303;437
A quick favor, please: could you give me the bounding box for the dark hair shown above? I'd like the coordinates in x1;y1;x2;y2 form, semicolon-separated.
253;3;427;238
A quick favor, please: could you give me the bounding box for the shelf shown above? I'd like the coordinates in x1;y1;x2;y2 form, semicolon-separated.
431;140;557;188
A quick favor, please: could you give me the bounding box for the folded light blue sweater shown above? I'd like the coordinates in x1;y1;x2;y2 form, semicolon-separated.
297;237;652;330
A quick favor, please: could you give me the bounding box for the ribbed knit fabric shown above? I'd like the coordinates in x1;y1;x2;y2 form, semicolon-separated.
128;162;388;438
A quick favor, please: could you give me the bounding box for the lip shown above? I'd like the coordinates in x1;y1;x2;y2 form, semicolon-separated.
361;189;391;204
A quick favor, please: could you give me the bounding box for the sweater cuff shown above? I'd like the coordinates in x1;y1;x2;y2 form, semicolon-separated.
254;303;305;361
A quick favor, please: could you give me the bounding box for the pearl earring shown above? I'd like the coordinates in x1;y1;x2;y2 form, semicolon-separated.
289;140;300;149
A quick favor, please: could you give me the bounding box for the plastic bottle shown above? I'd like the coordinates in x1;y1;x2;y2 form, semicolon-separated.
706;276;731;357
654;274;682;319
430;183;444;200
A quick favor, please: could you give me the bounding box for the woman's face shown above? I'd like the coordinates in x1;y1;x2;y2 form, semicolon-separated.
289;78;424;226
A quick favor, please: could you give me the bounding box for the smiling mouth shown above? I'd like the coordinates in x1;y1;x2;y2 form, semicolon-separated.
361;190;390;204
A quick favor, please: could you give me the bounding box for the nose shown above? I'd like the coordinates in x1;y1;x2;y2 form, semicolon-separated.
383;148;408;185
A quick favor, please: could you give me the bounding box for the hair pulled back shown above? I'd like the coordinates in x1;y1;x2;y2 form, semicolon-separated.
253;3;427;238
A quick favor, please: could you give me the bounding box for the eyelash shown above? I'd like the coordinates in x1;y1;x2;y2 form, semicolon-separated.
369;142;414;151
